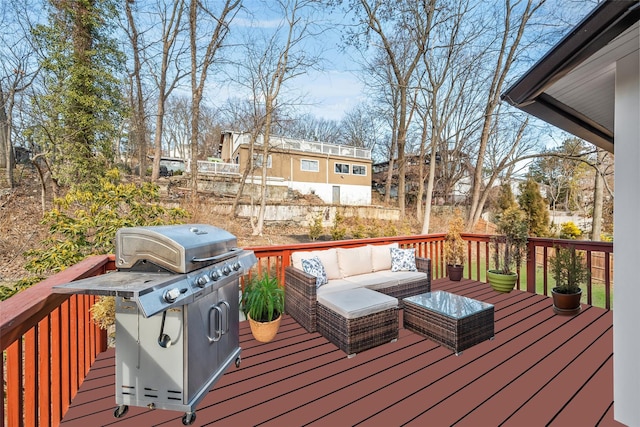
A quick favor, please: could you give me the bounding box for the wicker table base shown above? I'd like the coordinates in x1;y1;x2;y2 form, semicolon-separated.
403;291;494;355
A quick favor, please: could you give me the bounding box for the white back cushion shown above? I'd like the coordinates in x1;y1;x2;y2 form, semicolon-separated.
291;248;341;280
370;243;399;271
337;246;373;277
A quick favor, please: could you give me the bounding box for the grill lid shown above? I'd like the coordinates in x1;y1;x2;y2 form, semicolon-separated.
53;224;256;317
116;224;237;273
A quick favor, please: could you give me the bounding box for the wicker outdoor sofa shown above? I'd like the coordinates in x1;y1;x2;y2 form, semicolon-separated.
284;243;431;334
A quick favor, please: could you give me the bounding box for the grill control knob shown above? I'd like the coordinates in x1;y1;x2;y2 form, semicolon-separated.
196;275;210;288
222;265;231;276
232;262;241;271
164;288;181;303
210;269;221;281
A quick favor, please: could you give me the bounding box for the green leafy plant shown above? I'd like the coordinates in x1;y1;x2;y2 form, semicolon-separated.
444;211;466;266
22;169;188;277
550;245;590;294
351;216;367;239
491;206;528;275
559;221;582;239
308;214;324;241
241;274;284;323
331;211;346;240
3;169;188;327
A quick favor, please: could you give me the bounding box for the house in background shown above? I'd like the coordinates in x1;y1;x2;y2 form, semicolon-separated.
219;131;373;205
372;152;473;205
502;1;640;425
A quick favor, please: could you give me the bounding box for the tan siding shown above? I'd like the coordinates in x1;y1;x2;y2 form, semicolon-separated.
233;145;371;186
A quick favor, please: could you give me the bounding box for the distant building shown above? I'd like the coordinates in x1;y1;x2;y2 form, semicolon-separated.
148;156;186;176
372;153;472;204
219;131;372;205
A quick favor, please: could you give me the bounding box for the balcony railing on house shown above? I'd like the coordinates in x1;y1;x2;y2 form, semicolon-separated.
1;234;613;426
235;133;372;160
196;160;240;175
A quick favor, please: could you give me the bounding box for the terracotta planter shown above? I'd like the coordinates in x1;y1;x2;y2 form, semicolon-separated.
487;270;518;293
447;264;464;281
552;288;582;316
248;313;282;343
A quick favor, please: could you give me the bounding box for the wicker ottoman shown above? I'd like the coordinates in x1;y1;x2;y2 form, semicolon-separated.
317;288;399;357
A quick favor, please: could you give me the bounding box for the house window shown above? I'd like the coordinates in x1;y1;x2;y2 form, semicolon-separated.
301;159;319;172
254;154;272;168
335;163;349;174
352;165;367;176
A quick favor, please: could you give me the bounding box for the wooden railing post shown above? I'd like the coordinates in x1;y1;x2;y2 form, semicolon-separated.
526;239;536;293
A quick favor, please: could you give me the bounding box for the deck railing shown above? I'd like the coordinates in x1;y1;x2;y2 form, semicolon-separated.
1;234;613;426
1;255;113;427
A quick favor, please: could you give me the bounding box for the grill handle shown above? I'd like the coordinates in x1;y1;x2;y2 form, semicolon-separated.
208;305;223;342
219;301;230;335
191;247;242;263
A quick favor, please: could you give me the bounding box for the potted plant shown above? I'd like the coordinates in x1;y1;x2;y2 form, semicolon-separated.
241;273;285;343
550;245;589;315
488;206;528;293
444;212;466;281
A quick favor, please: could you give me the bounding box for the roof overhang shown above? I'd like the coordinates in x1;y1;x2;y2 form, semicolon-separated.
502;1;640;153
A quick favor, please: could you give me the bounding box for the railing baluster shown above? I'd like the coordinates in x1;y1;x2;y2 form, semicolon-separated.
543;247;548;296
587;250;593;305
24;328;37;427
51;307;62;426
38;316;51;426
6;340;22;426
605;253;611;309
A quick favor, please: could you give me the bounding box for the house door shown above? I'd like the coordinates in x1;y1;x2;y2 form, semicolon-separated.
332;186;340;204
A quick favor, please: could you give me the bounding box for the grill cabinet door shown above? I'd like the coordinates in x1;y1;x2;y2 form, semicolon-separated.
115;298;186;410
216;278;240;366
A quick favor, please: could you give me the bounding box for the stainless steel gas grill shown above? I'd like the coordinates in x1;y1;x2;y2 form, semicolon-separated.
53;224;257;425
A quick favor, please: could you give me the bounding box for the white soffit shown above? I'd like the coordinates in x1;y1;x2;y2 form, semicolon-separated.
546;22;640;134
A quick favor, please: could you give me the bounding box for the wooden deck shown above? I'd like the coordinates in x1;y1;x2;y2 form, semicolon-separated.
59;278;621;426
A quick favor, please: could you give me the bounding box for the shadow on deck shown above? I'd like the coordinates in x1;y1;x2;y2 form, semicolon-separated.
60;278;620;426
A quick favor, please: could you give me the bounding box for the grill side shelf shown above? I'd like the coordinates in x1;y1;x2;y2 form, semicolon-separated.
52;271;177;299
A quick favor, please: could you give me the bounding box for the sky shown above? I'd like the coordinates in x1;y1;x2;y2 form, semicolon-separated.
225;0;598;124
229;0;367;122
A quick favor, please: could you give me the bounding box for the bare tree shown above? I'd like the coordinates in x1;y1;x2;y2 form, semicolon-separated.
164;95;192;159
339;104;386;152
0;0;39;188
349;0;433;217
415;0;475;232
124;0;149;180
148;0;189;180
280;113;341;143
188;0;241;198
466;0;546;230
232;0;324;235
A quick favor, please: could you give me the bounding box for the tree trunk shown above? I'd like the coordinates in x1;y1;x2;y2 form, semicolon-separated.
591;148;605;241
125;1;148;182
0;90;14;188
466;0;542;230
421;139;438;234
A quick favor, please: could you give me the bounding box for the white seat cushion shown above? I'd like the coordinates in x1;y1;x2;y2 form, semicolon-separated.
370;270;428;286
317;288;398;319
316;279;362;296
343;272;398;289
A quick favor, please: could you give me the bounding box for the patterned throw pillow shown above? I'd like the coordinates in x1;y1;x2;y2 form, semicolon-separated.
301;256;328;288
390;247;417;272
